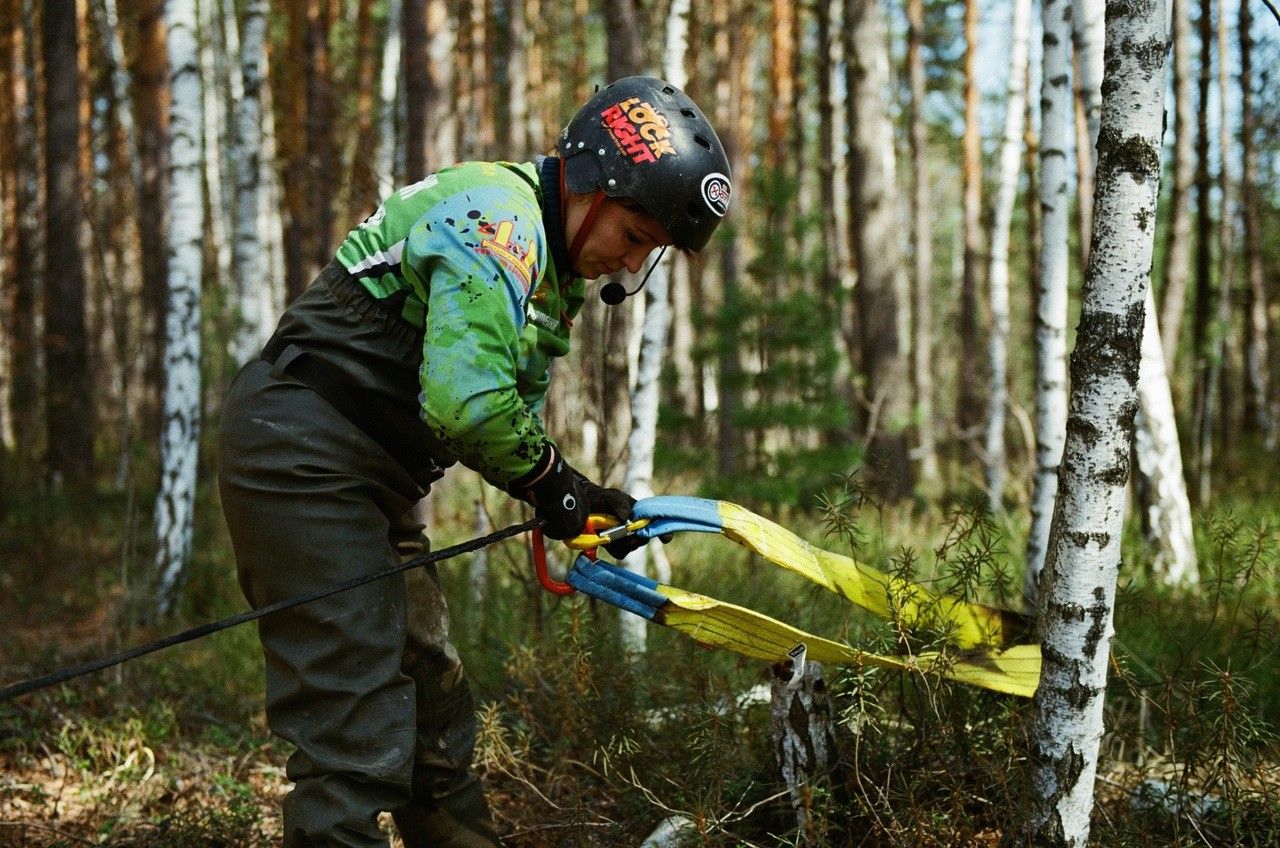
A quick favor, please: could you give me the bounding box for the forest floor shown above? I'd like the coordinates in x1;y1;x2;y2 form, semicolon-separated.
2;455;1279;846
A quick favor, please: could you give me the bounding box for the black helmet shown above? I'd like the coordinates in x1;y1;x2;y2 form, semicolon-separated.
559;76;732;252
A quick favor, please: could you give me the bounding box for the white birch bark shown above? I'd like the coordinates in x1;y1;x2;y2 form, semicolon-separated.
469;498;488;610
231;0;273;366
1074;0;1196;584
198;0;231;304
1025;0;1074;609
617;0;690;654
1135;289;1197;584
377;0;404;196
1071;0;1105;163
985;0;1032;511
153;0;206;616
1026;1;1168;841
427;0;456;169
261;59;287;312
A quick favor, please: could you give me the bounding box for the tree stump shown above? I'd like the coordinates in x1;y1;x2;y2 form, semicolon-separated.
771;645;837;843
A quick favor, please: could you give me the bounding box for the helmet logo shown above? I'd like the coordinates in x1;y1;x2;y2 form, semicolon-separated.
601;97;678;165
701;173;731;217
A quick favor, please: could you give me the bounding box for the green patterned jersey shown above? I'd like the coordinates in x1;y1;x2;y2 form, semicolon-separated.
334;159;585;485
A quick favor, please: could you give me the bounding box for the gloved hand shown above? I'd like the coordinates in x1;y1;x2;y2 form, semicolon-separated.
507;443;634;540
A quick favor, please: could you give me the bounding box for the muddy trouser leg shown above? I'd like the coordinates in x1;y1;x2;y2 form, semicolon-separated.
218;359;499;847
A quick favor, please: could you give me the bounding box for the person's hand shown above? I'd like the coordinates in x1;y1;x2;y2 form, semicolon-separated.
504;445;599;538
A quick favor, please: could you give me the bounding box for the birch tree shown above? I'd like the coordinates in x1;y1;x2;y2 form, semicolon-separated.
1026;0;1075;606
985;0;1032;511
906;0;939;484
376;0;402;195
1075;0;1197;581
618;0;690;653
1135;288;1197;584
1159;0;1194;372
1026;2;1168;842
230;0;273;366
152;0;205;616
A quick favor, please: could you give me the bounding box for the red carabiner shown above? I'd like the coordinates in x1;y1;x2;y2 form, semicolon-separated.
530;527;575;595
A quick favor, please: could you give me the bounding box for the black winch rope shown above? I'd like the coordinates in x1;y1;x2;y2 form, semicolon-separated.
0;519;541;704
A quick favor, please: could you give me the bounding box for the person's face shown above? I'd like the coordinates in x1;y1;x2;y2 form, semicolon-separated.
565;195;672;280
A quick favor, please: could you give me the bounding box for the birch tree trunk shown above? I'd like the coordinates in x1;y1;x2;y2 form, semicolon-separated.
96;0;148;487
845;0;913;500
985;0;1032;511
377;0;403;196
1026;0;1074;607
1159;0;1194;374
43;0;94;489
906;0;938;484
1074;0;1197;583
231;0;272;367
199;0;231;334
1026;2;1167;841
152;0;205;617
1239;0;1276;448
1135;287;1197;584
618;0;690;653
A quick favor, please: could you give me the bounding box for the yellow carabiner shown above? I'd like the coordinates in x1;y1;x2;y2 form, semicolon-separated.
565;515;652;550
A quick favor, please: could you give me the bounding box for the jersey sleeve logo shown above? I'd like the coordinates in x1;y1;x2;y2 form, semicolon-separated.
479;220;538;293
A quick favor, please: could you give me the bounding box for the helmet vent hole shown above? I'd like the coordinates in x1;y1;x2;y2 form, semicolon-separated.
681;108;695;118
694;134;711;149
663;86;675;94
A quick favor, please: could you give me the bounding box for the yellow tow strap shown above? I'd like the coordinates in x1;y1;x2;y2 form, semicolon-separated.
564;496;1040;698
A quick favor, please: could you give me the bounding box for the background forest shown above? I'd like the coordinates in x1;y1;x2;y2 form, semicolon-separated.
1;0;1279;845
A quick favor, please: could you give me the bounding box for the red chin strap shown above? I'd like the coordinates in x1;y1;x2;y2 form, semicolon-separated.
560;159;607;275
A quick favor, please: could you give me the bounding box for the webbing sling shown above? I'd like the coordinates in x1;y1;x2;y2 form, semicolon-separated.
560;496;1041;698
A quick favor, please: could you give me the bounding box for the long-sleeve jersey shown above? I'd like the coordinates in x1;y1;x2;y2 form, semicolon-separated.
334;158;585;486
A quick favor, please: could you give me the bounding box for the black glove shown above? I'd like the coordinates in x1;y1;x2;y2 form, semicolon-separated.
508;443;635;541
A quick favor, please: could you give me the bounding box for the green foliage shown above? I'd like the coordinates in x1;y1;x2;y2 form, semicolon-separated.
682;164;859;510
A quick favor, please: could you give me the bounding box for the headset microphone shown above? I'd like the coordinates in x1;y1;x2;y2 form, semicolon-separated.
599;246;669;305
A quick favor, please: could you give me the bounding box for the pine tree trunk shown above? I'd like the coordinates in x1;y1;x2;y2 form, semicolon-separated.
715;0;745;478
1159;0;1194;374
1190;0;1213;503
1025;3;1167;842
134;0;168;444
0;0;14;456
43;0;93;488
1026;0;1074;607
956;0;983;436
906;0;938;483
402;0;429;182
305;0;336;269
845;0;913;500
985;0;1031;511
231;0;273;367
506;0;531;158
343;0;379;225
1239;0;1275;447
1212;0;1239;463
152;0;205;617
